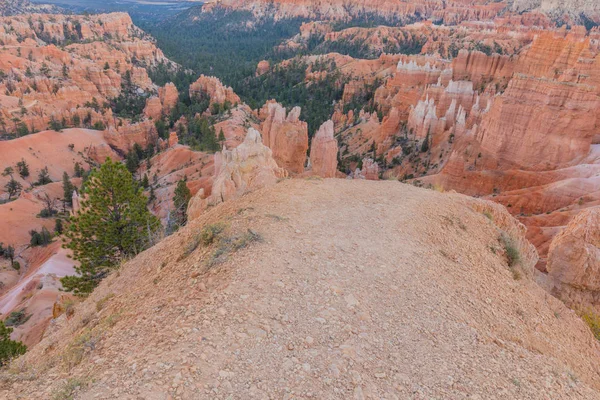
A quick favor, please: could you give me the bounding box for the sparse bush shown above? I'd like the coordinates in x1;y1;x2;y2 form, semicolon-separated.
5;310;30;327
500;233;520;268
51;377;88;400
200;222;226;245
581;309;600;341
95;293;114;312
29;227;52;247
208;229;262;267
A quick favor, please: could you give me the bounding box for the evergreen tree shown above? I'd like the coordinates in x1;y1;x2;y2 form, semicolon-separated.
4;245;14;265
74;162;84;178
148;185;156;204
55;218;64;235
141;174;149;189
125;150;140;175
0;320;26;366
421;132;430;153
173;178;192;227
4;178;22;199
36;167;51;185
61;158;161;294
2;167;13;177
62;172;74;207
30;227;52;247
16;159;29;179
218;128;226;147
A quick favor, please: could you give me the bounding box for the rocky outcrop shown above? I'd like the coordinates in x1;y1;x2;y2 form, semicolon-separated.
260;102;309;174
0;12;174;136
144;83;179;119
204;0;509;24
309;120;338;178
547;208;600;310
512;0;600;22
256;60;270;76
168;131;179;147
72;190;81;215
189;75;241;106
187;128;287;220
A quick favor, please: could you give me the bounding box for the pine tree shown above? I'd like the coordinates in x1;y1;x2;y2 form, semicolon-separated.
4;245;14;265
141;173;149;189
2;167;13;177
148;185;156;204
5;178;22;199
0;320;26;366
16;159;29;178
421;132;430;153
74;162;84;178
61;158;161;294
62;172;74;207
55;218;63;235
125;150;140;175
173;178;192;227
36;167;51;185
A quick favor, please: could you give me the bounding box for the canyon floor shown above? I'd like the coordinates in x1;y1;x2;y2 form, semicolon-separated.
2;179;600;399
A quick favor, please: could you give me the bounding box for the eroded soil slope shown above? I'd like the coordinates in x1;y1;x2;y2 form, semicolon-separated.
3;179;600;399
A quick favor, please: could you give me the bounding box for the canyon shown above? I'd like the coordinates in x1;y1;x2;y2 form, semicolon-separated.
1;0;600;397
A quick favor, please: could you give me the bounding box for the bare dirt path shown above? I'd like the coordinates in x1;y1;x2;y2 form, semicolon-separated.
4;179;600;399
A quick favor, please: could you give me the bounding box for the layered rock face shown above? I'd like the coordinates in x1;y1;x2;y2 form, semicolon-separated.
187;128;287;220
547;208;600;310
260;102;309;174
512;0;600;21
189;75;241;106
309;120;338;178
204;0;508;24
144;82;179;119
0;12;172;136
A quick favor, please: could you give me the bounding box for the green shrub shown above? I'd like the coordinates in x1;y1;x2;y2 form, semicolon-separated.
500;233;520;267
0;320;26;366
581;309;600;341
200;223;226;246
5;310;30;327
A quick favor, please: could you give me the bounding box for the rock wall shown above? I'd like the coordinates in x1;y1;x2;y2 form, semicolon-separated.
203;0;508;24
260;101;309;174
309;120;338;178
0;12;174;136
187;128;287;220
547;208;600;311
189;75;241;106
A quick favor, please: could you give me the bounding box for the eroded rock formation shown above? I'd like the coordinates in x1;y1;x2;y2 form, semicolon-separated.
547;208;600;310
187;128;287;220
260;102;309;174
189;75;241;106
0;12;173;136
309;120;338;178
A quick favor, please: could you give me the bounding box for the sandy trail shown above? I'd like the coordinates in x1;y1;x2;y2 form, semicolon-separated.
3;179;600;399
